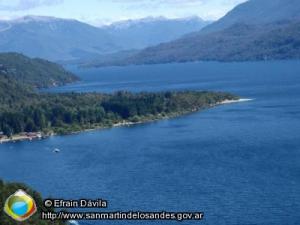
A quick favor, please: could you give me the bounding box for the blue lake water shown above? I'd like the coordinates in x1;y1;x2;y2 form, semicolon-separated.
1;61;300;225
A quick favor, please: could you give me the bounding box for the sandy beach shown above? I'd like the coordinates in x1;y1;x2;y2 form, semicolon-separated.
219;98;253;104
0;133;42;143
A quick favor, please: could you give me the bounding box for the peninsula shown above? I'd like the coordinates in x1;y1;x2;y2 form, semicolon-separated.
0;53;239;143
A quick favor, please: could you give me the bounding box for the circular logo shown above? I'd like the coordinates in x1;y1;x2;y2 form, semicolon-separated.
4;189;37;221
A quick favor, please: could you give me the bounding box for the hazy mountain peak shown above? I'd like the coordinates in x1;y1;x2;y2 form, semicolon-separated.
109;17;167;29
1;15;78;25
203;0;300;32
106;16;207;30
98;0;300;66
11;16;54;24
0;15;211;61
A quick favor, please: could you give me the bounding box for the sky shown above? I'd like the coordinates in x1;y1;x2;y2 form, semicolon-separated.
0;0;248;25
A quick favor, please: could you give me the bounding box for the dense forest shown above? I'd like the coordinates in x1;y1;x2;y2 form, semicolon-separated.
0;180;65;225
0;52;238;137
0;84;237;136
0;53;78;88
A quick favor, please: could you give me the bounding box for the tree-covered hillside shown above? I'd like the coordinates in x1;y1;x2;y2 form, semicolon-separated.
0;87;237;137
97;21;300;66
0;53;78;88
0;53;238;138
0;180;65;225
202;0;300;33
88;0;300;67
0;74;34;109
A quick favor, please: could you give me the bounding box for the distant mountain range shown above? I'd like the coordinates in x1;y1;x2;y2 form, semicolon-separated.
88;0;300;67
1;0;298;65
102;17;211;50
0;16;210;61
0;16;117;61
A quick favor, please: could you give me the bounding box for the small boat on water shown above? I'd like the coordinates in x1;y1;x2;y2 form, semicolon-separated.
68;220;79;225
53;148;61;153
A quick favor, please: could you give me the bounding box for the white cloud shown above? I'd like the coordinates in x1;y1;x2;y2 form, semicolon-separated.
100;0;246;7
97;0;248;20
0;0;248;23
0;0;64;11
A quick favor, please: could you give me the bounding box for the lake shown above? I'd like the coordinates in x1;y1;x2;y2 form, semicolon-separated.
1;61;300;225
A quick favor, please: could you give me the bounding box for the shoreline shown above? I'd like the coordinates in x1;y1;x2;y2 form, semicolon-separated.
0;132;43;144
218;98;253;105
0;98;252;144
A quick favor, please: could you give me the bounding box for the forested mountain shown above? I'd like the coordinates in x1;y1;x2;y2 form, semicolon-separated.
0;16;210;61
202;0;300;33
0;53;237;138
93;0;300;66
102;21;300;66
0;79;236;137
0;53;78;88
0;74;34;110
0;16;119;61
